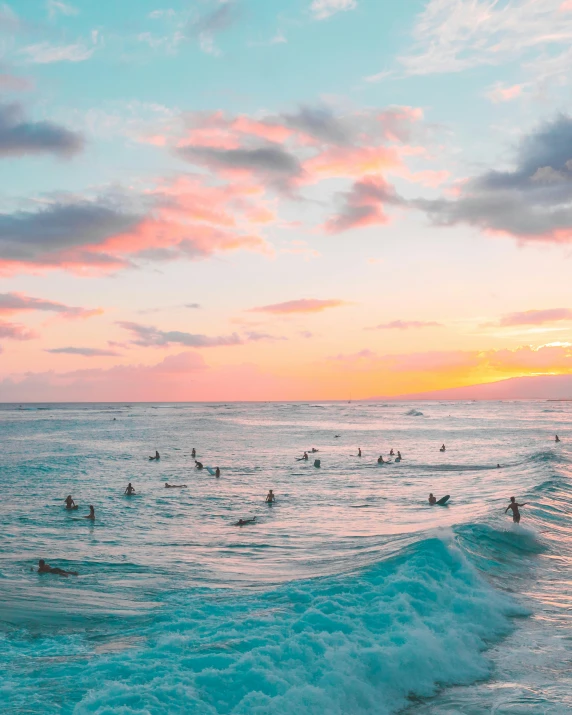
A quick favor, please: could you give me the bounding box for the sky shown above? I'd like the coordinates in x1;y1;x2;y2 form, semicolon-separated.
2;0;572;401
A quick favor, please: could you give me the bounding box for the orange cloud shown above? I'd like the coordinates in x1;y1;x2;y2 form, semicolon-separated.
249;298;348;314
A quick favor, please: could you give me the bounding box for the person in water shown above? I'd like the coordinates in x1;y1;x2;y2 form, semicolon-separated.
36;559;78;577
64;495;76;509
215;467;220;478
397;451;402;459
165;483;187;488
124;483;136;495
85;505;95;520
149;450;160;460
310;448;319;453
195;460;203;469
497;464;501;468
266;489;275;503
377;455;385;464
428;493;437;505
440;444;446;452
302;452;308;460
234;517;256;526
191;448;196;458
505;496;528;523
389;449;394;456
555;435;560;442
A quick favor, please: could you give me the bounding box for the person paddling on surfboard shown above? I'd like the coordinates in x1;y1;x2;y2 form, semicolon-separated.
265;489;275;503
505;496;528;523
64;495;76;510
165;483;187;488
235;517;256;526
36;559;78;577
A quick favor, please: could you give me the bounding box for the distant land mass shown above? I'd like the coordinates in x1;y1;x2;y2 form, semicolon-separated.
373;374;572;401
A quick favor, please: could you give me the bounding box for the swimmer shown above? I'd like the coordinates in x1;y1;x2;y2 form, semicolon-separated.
265;489;275;503
215;467;220;478
149;450;160;461
234;517;256;526
35;559;78;577
440;444;446;452
303;452;308;460
377;455;385;464
195;460;203;469
84;505;95;520
428;493;437;505
64;495;76;510
397;451;402;459
389;449;394;456
555;435;560;443
124;483;136;495
358;448;362;457
165;483;187;488
310;448;319;453
497;464;501;468
504;496;528;524
191;448;196;458
334;434;340;438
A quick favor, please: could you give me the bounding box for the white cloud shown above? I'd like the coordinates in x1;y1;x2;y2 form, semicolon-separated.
310;0;357;21
397;0;572;76
20;41;93;64
47;0;78;18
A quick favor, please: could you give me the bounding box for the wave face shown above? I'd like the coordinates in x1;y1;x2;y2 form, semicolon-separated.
1;400;571;713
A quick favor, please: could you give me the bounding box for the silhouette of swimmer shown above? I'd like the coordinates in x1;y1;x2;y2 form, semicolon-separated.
195;460;203;469
191;448;196;458
334;434;340;438
165;482;187;488
555;435;561;442
505;496;528;523
497;464;501;468
397;451;402;459
149;451;160;461
234;517;256;526
358;448;362;457
36;559;78;577
266;489;275;503
215;467;220;478
389;449;394;456
124;483;136;495
377;455;385;464
310;448;319;453
64;495;76;510
303;452;308;460
84;505;95;520
428;493;437;505
440;444;446;452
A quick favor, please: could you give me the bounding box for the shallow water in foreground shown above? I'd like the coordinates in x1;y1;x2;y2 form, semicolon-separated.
0;401;571;714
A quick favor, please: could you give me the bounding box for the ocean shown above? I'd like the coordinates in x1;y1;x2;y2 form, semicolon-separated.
0;401;570;714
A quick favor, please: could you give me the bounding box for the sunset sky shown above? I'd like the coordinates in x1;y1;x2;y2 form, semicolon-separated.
2;0;572;401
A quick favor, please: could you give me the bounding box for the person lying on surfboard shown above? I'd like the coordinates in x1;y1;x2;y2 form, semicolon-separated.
234;517;256;526
36;559;78;577
165;483;187;488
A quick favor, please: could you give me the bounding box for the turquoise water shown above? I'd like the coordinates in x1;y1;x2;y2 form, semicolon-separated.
0;401;570;713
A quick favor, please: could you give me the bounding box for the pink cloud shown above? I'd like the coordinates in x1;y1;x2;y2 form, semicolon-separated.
0;292;102;318
487;83;524;103
0;320;37;340
324;176;400;233
249;298;348;314
497;308;572;326
370;320;443;330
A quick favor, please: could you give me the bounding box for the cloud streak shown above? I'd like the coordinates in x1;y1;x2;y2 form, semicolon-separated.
249;298;348;314
118;321;242;348
0;320;37;340
45;346;120;356
0;292;101;318
369;320;443;330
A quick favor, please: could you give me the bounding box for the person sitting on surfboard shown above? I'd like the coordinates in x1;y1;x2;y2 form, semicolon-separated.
84;505;95;520
36;559;78;577
195;460;203;469
440;444;446;452
266;490;275;503
64;495;76;510
149;450;160;460
505;496;528;524
397;451;402;459
428;493;437;505
302;452;308;460
124;483;136;495
165;483;187;488
389;449;394;456
555;435;560;442
377;455;385;464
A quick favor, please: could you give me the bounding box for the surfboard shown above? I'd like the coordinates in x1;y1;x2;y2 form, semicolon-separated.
206;467;215;475
436;495;450;505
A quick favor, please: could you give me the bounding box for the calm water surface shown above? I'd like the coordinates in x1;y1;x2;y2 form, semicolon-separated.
0;401;570;713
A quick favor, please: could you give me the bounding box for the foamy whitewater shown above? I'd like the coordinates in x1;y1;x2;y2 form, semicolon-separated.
1;401;571;713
